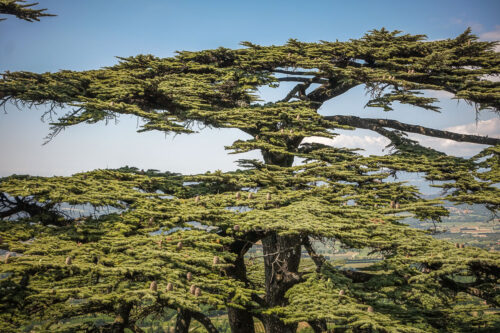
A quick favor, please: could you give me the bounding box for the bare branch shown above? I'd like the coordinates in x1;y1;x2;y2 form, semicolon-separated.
302;236;378;283
280;82;311;102
326;115;500;145
279;77;327;103
273;69;321;76
277;77;328;84
307;81;359;105
302;236;326;272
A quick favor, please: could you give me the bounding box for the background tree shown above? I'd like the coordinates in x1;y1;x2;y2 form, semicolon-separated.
0;28;499;332
0;0;54;22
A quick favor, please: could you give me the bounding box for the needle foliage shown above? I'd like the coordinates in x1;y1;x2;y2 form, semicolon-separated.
0;26;499;332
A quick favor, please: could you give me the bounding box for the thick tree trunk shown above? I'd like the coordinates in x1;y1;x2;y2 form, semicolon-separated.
227;308;255;333
261;233;302;333
308;320;328;333
226;255;255;333
109;303;132;333
175;309;192;333
262;149;295;167
260;151;302;333
226;241;255;333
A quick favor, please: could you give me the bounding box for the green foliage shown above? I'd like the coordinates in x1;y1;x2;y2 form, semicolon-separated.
0;29;499;332
0;0;54;22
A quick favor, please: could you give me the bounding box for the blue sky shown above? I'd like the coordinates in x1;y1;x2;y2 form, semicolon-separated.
0;0;499;176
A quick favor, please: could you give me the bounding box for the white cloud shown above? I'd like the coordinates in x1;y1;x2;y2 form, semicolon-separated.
445;118;500;137
480;26;500;41
479;26;500;53
302;130;390;156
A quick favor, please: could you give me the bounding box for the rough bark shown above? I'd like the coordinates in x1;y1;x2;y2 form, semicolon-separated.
261;233;302;333
258;150;304;333
326;115;500;146
224;230;269;333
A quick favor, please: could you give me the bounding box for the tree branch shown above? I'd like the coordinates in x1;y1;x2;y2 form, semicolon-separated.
280;82;311;102
326;115;500;145
440;275;499;307
175;309;191;333
0;193;66;224
0;1;55;22
302;236;326;272
307;81;359;105
129;323;146;333
190;311;219;333
273;69;321;76
277;77;328;84
302;236;375;283
279;77;328;103
251;293;266;307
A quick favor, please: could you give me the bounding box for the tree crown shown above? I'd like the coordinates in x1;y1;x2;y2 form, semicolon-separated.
0;28;499;332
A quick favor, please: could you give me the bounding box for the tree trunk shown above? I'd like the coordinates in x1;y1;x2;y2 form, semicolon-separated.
227;309;254;333
226;244;255;333
109;303;132;333
175;309;191;333
262;149;297;167
308;320;328;333
260;151;302;333
261;233;302;333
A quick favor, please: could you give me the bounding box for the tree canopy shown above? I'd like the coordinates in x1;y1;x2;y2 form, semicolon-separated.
0;27;499;333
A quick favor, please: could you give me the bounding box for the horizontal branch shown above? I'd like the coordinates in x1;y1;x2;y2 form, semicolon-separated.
325;115;500;145
273;69;321;76
278;77;328;84
190;310;219;333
